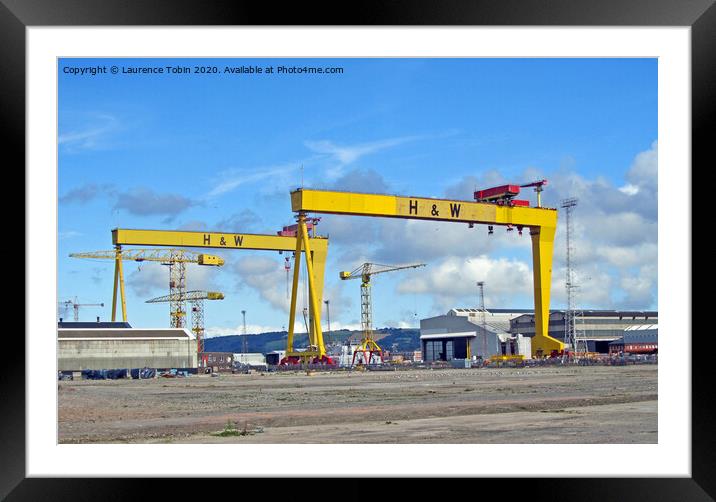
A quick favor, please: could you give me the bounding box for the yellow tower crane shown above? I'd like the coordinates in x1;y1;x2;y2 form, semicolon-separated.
69;248;224;326
288;186;563;358
146;290;224;354
340;263;426;365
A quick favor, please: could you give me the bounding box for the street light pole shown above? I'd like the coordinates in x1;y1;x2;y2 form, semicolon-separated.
324;299;331;346
241;310;247;354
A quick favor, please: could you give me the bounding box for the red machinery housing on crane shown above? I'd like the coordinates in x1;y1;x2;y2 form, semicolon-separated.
474;180;548;207
276;217;321;237
474;180;548;235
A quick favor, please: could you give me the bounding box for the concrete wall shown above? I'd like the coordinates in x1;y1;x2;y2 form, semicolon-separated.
468;330;501;359
233;353;266;365
58;329;197;371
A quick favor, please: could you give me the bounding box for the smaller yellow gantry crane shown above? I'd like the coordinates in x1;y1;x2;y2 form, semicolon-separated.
146;290;224;354
340;262;426;365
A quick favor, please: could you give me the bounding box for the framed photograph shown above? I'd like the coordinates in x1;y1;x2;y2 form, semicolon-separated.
9;0;709;497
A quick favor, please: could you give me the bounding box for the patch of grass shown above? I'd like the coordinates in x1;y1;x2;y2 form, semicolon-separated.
212;419;247;437
211;420;264;437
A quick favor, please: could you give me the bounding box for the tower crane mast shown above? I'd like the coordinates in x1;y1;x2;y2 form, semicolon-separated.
340;262;426;365
146;291;224;354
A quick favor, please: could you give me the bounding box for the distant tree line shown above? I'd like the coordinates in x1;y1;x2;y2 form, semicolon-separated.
204;328;421;353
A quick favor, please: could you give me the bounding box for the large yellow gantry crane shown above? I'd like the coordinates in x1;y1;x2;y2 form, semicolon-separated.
111;228;331;364
70;248;224;326
147;290;225;354
340;262;426;365
289;187;563;358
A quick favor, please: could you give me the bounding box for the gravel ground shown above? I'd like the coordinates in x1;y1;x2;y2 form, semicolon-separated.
58;364;657;444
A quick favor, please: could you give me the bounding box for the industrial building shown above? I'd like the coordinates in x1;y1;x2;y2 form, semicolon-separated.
510;310;658;353
609;326;658;355
199;352;234;371
58;321;132;329
420;309;531;361
233;353;267;368
58;328;198;371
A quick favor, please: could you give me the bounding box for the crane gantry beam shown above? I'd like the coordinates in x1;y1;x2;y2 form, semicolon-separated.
112;228;331;363
290;188;562;358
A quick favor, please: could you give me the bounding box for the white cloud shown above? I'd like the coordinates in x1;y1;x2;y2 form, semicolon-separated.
397;255;533;311
205;324;284;338
206;164;300;198
595;242;658;269
619;183;640;196
59;113;119;151
232;255;294;313
126;260;222;299
127;264;167;298
619;264;657;309
113;187;194;220
305;136;420;166
626;140;658;192
59;230;83;240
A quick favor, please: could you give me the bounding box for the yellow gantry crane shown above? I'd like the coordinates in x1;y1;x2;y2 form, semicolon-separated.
289;187;563;358
110;228;330;364
340;263;426;365
146;290;224;354
69;248;224;327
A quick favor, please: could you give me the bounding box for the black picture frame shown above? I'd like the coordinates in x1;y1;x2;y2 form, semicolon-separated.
7;0;708;499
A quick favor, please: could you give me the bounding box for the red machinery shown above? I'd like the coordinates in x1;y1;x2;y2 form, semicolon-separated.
474;184;530;207
280;354;335;365
474;180;548;207
276;217;321;237
474;180;548;235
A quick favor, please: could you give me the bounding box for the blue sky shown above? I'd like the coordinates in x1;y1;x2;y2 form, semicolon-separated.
58;58;658;336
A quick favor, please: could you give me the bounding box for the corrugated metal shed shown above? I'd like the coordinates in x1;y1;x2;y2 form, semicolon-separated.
58;321;132;329
625;324;658;331
58;328;197;371
420;331;475;340
609;331;658;345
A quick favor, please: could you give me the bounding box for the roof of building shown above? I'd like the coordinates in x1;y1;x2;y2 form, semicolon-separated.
625;324;658;331
57;321;132;329
420;331;477;340
451;309;658;318
609;331;658;345
58;328;195;340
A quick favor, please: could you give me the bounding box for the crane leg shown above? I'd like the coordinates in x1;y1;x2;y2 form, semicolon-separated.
117;253;127;322
530;225;563;357
300;216;325;357
286;226;304;355
111;254;120;322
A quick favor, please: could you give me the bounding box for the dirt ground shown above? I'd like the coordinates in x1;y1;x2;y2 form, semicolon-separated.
58;365;657;444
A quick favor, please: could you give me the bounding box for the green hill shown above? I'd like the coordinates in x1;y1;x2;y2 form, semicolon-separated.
204;327;421;353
